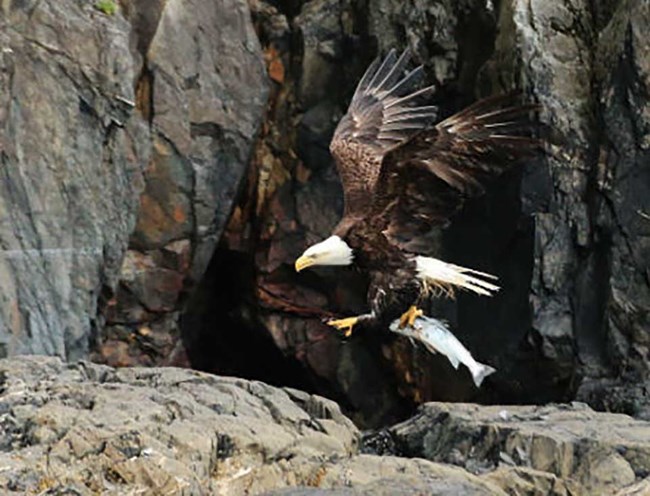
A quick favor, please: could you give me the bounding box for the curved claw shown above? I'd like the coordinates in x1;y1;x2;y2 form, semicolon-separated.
399;305;424;329
327;316;359;337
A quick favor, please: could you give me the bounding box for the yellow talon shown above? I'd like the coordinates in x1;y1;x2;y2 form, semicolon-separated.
327;316;359;337
399;305;423;329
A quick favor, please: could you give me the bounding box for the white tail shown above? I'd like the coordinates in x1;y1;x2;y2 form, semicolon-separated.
414;256;500;297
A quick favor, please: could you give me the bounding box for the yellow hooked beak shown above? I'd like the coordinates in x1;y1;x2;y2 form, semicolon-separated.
295;254;315;272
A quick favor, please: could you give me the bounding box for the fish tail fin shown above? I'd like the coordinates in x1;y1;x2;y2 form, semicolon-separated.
415;256;500;297
469;362;497;388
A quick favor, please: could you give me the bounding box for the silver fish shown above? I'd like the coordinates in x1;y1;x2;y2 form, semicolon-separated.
389;315;496;387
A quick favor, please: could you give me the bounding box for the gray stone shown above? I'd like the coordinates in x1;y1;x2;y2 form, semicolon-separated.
2;358;650;495
0;356;357;494
0;0;269;365
0;0;148;360
377;402;650;495
0;356;504;495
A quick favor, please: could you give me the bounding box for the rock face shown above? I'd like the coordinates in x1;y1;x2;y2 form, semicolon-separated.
0;0;147;360
0;0;268;364
98;0;269;367
1;356;649;495
185;0;650;425
1;0;649;434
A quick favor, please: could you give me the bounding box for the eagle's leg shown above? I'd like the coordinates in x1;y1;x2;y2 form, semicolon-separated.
399;305;424;329
327;316;360;337
327;313;374;337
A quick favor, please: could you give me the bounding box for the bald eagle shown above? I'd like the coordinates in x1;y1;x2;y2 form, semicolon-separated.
294;49;541;336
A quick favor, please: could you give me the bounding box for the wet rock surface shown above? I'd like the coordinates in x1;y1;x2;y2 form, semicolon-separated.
1;356;649;495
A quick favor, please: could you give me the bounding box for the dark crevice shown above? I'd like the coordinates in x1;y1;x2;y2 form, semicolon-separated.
135;64;154;126
180;242;320;394
573;0;610;378
128;0;165;126
126;0;166;59
455;1;498;96
266;0;307;20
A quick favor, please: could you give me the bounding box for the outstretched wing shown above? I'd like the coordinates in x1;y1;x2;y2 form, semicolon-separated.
373;92;542;246
330;48;437;216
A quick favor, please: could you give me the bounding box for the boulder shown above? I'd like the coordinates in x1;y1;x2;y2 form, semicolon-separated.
369;401;650;495
1;356;650;495
0;356;501;495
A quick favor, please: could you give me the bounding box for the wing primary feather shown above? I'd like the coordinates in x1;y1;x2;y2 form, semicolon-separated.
483;120;528;129
385;105;438;118
353;56;382;96
382;65;426;98
378;132;413;142
383;115;436;126
364;49;398;95
382;116;436;128
385;85;436;109
442;105;541;139
381;122;431;132
372;48;412;94
471;104;540;123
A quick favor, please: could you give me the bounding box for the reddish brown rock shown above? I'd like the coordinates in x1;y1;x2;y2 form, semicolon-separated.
94;0;270;366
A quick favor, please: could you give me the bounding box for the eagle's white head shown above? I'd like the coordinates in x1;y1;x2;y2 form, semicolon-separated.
294;235;354;272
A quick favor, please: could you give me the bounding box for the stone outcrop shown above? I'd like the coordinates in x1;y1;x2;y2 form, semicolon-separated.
0;356;501;495
1;356;649;495
369;402;650;495
0;0;268;365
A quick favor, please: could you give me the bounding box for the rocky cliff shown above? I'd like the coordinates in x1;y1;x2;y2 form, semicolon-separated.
0;0;267;366
1;356;649;495
0;0;649;431
198;0;650;425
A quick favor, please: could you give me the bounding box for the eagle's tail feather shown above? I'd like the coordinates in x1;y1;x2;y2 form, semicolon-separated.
414;256;500;297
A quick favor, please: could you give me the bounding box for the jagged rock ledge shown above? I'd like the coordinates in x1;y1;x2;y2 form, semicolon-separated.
1;357;649;495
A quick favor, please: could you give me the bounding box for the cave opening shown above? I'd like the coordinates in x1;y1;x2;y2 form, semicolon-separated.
179;232;419;428
180;241;316;392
